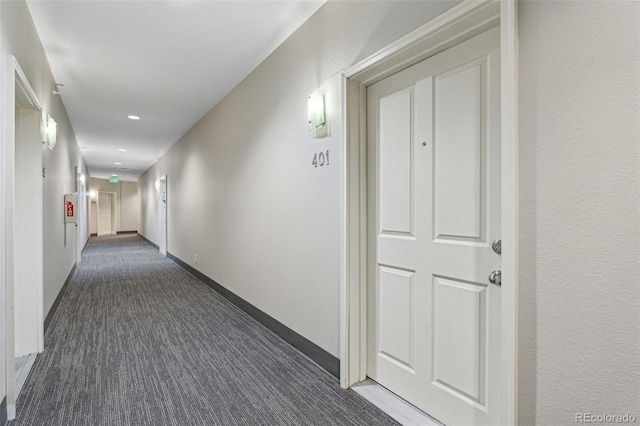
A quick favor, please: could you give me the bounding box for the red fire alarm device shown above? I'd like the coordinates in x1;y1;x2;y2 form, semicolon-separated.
64;193;78;223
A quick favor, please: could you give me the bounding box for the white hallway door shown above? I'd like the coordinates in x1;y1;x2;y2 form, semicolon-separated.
97;192;113;236
366;28;501;425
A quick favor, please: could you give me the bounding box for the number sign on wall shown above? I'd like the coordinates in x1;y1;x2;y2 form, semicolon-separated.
312;150;330;168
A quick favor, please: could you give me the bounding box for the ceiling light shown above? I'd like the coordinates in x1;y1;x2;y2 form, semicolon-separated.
114;162;122;165
127;115;140;120
118;149;126;153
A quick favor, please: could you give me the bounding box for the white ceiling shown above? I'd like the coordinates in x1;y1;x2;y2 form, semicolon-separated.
26;0;326;181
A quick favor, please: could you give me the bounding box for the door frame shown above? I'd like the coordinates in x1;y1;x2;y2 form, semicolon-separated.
2;55;44;420
96;191;117;236
339;0;518;424
75;167;86;264
158;175;167;256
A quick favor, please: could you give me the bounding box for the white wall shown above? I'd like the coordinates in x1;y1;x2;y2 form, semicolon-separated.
518;0;640;423
138;170;158;243
120;181;138;232
88;178;138;234
42;107;87;318
0;0;89;412
138;0;462;357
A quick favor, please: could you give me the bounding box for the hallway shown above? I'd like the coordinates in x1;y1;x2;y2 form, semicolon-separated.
12;235;397;426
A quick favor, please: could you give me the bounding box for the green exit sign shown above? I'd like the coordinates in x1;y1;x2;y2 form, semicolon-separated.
110;176;119;183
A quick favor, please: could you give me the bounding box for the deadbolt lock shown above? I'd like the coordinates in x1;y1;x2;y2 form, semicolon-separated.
492;239;502;255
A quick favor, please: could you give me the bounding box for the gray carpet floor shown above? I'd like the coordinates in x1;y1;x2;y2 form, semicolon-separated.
12;235;399;426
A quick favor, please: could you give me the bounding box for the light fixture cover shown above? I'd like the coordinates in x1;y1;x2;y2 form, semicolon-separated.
43;114;57;150
308;88;325;132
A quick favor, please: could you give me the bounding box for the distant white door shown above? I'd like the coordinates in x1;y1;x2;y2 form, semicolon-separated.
97;192;113;235
366;28;502;426
158;176;167;256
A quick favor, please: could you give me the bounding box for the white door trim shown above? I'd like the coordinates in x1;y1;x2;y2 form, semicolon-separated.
158;175;167;256
75;166;86;265
2;55;44;420
339;1;518;424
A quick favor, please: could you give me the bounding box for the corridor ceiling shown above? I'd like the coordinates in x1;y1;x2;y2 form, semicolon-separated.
26;0;326;181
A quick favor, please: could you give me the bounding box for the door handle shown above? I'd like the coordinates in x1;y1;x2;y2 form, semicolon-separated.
489;270;501;286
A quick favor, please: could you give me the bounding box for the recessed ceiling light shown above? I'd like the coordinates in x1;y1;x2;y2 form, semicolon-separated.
118;149;126;153
127;115;140;120
114;162;122;165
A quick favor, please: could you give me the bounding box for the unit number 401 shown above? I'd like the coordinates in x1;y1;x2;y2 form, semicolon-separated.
312;150;330;168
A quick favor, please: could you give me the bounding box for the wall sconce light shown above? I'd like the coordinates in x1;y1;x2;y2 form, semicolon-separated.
308;88;325;132
75;166;86;186
42;114;57;150
89;190;97;201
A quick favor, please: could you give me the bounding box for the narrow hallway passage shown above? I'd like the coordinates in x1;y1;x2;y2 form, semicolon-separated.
13;235;397;425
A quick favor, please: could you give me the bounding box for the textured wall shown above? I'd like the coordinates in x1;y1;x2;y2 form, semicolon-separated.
138;0;461;357
518;1;640;423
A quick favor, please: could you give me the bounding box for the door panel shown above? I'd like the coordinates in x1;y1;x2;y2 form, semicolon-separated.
378;265;415;370
432;276;487;406
434;63;483;240
367;27;501;426
379;89;414;235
